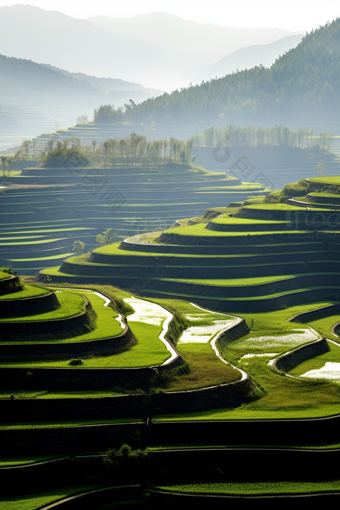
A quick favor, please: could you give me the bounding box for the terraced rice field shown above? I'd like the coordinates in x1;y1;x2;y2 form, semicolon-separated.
44;179;340;315
4;175;340;504
0;163;268;272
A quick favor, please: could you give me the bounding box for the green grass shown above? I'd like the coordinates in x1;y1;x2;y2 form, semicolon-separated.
0;238;66;246
0;271;11;280
0;228;92;234
308;176;340;184
307;314;340;340
0;418;141;430
146;298;241;390
211;215;286;225
168;343;241;391
0;486;100;510
0;390;124;399
46;289;123;342
163;223;314;237
241;203;328;212
308;192;340;198
39;267;103;278
0;456;60;467
91;243;309;260
156;480;340;495
153;301;340;420
1;320;170;368
154;405;340;421
290;341;340;377
0;284;50;300
0;289;123;344
165;275;295;286
9;252;74;262
0;292;85;322
0;289;171;366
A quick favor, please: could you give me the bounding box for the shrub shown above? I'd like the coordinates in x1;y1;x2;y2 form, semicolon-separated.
41;148;89;168
96;228;117;246
68;358;83;366
72;240;85;255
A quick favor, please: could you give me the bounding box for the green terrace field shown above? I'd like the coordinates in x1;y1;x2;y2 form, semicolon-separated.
156;480;340;496
0;291;85;322
4;175;340;503
0;271;11;280
0;485;100;510
41;179;340;314
2;276;340;503
2;276;340;419
0;162;269;273
0;284;50;300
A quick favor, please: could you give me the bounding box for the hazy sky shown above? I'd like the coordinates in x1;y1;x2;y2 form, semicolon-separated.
1;1;339;31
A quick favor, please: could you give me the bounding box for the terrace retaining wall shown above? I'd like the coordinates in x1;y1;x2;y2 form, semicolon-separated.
0;275;22;295
0;354;185;392
0;324;136;362
0;377;253;423
88;249;333;268
0;291;59;318
145;274;340;300
58;259;340;281
3;413;340;456
157;231;339;246
288;303;340;323
120;238;326;255
143;286;340;314
0;423;146;456
0;296;95;340
272;337;329;373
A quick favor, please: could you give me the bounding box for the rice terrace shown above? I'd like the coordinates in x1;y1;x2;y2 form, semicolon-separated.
2;6;340;509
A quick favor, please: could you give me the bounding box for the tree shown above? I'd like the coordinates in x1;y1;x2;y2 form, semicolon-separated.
72;240;85;255
77;115;88;123
316;160;327;177
96;228;117;246
7;157;13;177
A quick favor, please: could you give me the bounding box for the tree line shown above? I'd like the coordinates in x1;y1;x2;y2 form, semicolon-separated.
9;134;194;167
193;124;334;149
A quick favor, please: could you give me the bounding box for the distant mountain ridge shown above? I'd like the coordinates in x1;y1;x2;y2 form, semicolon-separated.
88;12;302;56
196;34;304;82
41;64;161;95
0;54;160;146
0;5;303;90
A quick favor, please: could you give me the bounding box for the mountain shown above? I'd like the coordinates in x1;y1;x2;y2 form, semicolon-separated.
0;6;303;91
0;54;160;149
88;12;301;56
122;19;340;126
196;34;303;83
42;65;161;95
0;5;174;89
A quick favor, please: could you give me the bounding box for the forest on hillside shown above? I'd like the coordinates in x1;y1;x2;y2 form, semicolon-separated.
92;19;340;126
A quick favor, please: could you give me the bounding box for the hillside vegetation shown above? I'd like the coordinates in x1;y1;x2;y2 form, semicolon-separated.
116;18;340;125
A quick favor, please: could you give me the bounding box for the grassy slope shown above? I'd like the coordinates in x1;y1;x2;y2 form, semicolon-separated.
0;271;11;280
290;341;340;377
0;289;123;344
155;301;340;420
157;480;340;495
0;486;99;510
0;284;50;300
0;292;84;322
